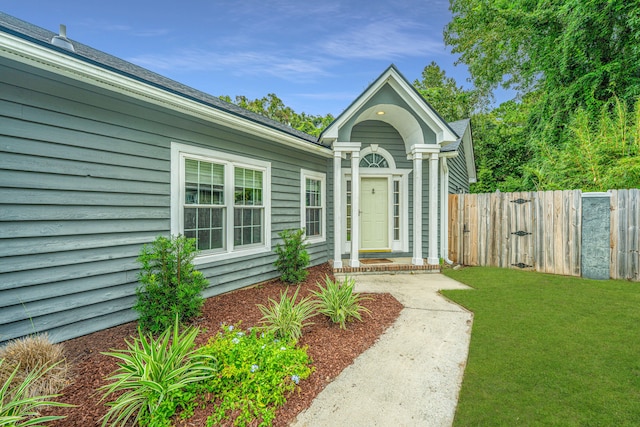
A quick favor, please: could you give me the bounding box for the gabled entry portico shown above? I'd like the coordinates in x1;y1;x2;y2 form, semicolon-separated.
323;65;462;270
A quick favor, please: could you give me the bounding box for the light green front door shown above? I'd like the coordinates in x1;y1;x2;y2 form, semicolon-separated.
360;177;389;250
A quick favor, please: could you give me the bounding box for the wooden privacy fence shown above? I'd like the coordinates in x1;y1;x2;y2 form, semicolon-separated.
448;189;640;281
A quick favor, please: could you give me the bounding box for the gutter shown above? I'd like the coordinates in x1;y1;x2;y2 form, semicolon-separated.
0;30;333;158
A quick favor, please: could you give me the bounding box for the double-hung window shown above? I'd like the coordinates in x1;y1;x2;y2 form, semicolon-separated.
300;169;326;243
172;143;271;264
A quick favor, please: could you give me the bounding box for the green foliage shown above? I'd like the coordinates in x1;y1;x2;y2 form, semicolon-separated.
311;276;371;329
196;324;312;427
0;359;71;427
413;61;483;122
445;0;640;187
442;267;640;426
134;235;208;334
257;287;316;342
470;96;536;193
219;93;334;137
532;97;640;191
273;229;310;284
99;317;216;427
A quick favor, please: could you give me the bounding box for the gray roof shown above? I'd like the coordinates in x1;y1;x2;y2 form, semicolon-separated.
0;12;321;146
441;118;470;152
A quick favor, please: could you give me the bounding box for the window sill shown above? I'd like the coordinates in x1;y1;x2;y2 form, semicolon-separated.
193;245;271;266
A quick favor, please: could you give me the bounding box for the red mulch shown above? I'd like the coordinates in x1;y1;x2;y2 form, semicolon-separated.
42;263;403;426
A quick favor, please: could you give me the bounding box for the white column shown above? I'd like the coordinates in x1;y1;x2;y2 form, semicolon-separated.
440;157;449;262
428;153;439;265
350;151;360;268
412;152;424;265
333;151;343;269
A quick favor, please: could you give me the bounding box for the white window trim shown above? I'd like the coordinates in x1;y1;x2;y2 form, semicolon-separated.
300;169;326;244
171;142;271;265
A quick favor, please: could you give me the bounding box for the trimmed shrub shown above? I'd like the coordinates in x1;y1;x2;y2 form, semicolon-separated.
134;235;208;334
312;276;371;329
273;229;309;284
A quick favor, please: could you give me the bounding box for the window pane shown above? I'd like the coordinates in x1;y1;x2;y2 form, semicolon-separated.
234;207;262;246
197;229;211;251
185;159;224;205
235;167;263;206
184;208;196;229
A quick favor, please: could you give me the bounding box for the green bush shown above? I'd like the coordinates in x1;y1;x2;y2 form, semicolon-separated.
99;317;216;427
134;235;208;334
257;287;317;342
273;229;310;284
312;276;371;329
0;358;71;427
196;324;312;427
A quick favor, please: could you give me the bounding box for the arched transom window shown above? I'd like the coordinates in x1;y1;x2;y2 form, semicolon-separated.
360;152;389;168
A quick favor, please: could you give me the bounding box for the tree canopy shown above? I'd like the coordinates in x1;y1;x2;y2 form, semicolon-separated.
443;0;640;191
219;93;334;137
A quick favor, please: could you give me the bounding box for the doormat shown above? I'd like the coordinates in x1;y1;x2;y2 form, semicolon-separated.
359;258;392;264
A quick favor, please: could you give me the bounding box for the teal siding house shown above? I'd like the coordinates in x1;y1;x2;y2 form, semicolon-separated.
0;13;476;344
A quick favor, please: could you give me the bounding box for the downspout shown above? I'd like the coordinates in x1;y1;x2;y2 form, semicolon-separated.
440;155;455;265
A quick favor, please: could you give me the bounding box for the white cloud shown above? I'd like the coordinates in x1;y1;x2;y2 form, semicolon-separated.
321;18;443;60
128;49;335;80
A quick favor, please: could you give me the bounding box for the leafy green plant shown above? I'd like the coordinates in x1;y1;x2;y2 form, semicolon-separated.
273;229;310;284
134;235;208;334
257;287;316;341
99;317;216;427
312;276;371;329
196;324;312;427
0;359;71;427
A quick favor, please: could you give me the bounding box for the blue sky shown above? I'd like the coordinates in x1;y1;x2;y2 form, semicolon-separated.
3;0;489;117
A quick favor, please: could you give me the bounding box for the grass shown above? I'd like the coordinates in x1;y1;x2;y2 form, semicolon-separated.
442;267;640;427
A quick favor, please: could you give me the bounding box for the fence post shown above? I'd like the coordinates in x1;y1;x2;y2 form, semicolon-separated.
581;192;611;280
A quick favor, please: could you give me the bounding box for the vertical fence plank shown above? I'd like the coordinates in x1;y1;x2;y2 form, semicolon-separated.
610;190;618;279
617;190;628;279
534;191;544;272
629;189;639;281
571;190;582;277
448;194;458;263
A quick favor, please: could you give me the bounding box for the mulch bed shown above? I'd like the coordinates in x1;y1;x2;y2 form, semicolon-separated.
42;263;403;426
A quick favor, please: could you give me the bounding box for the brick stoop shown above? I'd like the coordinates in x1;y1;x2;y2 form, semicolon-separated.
331;259;440;275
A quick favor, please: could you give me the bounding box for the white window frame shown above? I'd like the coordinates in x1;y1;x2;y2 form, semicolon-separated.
300;169;326;244
171;142;271;265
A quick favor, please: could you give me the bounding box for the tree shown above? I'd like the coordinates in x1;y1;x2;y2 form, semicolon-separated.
219;93;333;137
444;0;640;141
413;61;482;122
471;95;535;193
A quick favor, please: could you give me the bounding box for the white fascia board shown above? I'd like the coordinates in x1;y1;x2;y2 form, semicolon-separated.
0;32;332;158
385;76;458;144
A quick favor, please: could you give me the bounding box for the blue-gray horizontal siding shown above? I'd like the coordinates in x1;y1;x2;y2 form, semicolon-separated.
0;59;329;344
448;142;470;194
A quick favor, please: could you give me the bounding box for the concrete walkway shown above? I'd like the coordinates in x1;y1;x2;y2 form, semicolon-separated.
290;273;473;427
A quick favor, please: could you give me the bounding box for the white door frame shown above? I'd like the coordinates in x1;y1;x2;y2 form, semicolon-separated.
341;169;409;254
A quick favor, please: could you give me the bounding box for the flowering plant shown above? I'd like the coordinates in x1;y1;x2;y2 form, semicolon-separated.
196;324;313;426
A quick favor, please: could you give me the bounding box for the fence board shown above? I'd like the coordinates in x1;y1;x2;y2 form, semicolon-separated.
448;189;639;281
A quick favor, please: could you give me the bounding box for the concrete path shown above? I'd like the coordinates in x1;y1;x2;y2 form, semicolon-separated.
290;273;473;427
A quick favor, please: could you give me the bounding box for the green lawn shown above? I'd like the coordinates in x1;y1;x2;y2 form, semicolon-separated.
442;267;640;427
